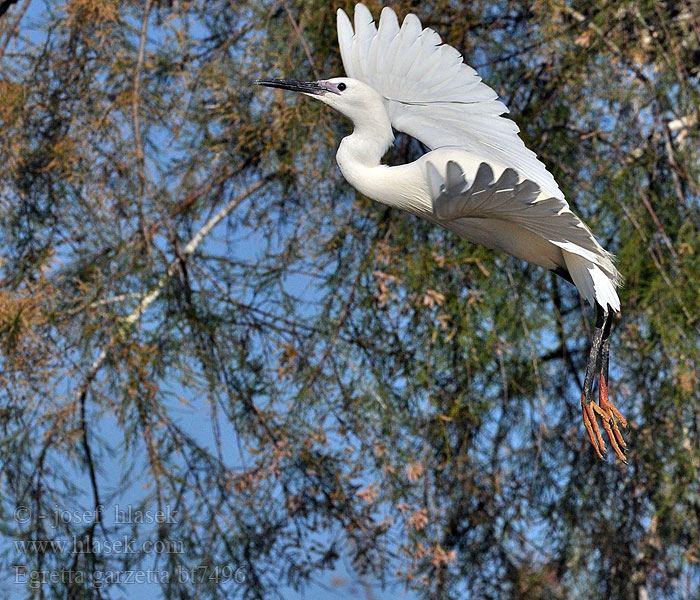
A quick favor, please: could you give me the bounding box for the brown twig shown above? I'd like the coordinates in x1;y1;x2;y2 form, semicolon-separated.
0;0;28;59
132;0;154;251
281;0;319;79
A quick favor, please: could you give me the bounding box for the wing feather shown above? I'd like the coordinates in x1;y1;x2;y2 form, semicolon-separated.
337;4;563;200
428;160;620;282
337;9;355;77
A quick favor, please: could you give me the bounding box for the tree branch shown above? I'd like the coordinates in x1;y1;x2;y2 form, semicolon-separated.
281;0;319;80
0;0;28;58
0;0;19;19
73;175;272;412
132;0;154;247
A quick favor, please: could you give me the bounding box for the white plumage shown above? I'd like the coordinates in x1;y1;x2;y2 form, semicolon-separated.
255;3;628;462
337;5;558;196
335;4;621;313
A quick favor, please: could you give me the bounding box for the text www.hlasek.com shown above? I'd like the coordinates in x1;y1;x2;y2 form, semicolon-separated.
14;536;183;555
14;565;246;588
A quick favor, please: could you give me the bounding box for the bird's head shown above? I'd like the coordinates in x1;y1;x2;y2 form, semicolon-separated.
254;77;389;128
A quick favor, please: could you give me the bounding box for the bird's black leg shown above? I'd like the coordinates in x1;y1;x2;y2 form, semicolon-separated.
581;304;628;462
598;312;628;461
600;312;612;386
581;304;608;458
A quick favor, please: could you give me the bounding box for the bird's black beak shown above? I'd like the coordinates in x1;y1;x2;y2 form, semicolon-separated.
253;79;329;96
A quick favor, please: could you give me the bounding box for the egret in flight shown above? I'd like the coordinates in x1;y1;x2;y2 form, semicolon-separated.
255;4;627;462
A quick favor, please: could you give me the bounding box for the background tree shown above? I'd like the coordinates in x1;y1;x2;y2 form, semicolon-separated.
1;1;698;599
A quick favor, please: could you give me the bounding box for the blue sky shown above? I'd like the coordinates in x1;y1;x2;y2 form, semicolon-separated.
0;3;421;598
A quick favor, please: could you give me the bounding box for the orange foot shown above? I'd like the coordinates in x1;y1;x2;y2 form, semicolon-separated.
581;375;628;463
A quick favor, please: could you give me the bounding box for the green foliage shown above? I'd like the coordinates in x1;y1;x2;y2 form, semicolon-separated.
0;1;699;599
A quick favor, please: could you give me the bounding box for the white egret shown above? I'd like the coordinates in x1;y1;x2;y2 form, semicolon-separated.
255;4;627;462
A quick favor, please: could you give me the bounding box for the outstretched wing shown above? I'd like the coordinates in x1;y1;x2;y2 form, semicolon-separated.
337;4;563;200
425;160;621;285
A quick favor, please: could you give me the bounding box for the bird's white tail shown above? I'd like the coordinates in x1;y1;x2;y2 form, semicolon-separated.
563;250;621;312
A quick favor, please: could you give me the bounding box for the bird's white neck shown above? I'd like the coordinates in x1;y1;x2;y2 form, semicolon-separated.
335;103;394;182
332;99;431;214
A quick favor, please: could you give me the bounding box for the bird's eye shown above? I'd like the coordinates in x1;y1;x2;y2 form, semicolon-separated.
337;82;347;91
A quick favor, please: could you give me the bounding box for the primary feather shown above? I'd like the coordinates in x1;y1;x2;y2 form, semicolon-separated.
337;5;563;200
